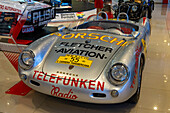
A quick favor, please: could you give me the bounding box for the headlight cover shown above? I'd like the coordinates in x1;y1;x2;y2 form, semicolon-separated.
109;63;129;85
19;50;35;70
132;5;138;12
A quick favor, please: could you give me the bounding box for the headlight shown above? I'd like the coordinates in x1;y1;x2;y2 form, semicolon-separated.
19;50;35;70
132;5;138;12
109;63;129;85
27;12;31;19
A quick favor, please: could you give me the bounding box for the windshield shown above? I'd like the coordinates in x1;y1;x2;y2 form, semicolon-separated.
73;20;139;36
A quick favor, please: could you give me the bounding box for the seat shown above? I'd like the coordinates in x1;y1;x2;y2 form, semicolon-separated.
87;26;104;30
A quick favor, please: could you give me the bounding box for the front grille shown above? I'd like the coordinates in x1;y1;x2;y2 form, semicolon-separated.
30;80;40;86
92;93;106;98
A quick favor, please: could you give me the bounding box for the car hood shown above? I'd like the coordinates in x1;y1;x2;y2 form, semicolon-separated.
0;0;50;14
42;31;126;81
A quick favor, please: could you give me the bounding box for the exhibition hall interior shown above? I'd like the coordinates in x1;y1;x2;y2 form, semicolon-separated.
0;0;170;113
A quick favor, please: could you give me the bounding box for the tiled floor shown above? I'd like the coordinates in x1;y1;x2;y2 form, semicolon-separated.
0;4;170;113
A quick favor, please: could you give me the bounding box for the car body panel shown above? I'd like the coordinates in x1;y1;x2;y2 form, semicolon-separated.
0;0;54;34
18;18;150;104
43;32;125;81
0;0;50;13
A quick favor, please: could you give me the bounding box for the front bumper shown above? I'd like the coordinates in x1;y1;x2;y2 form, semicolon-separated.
19;68;136;104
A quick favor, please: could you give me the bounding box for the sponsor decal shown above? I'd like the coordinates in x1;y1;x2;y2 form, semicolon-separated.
56;54;93;68
51;86;78;100
22;27;34;33
55;14;61;19
0;5;21;13
31;7;55;26
141;39;146;54
130;46;142;88
4;17;14;21
0;12;19;34
56;71;78;77
61;13;75;19
59;42;113;53
55;48;107;60
33;70;105;91
38;20;50;26
76;12;85;19
50;32;127;46
55;42;113;60
0;5;4;10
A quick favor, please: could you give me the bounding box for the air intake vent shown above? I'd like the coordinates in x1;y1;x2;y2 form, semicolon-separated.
92;93;106;98
30;80;40;86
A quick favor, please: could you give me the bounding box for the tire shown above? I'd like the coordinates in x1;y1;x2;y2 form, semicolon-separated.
142;10;147;18
128;58;144;104
150;0;154;10
148;6;152;19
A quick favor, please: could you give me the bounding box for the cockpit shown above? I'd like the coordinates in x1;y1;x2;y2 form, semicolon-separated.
73;20;139;36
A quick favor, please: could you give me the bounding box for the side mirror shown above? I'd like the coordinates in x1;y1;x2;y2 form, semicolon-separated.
132;31;140;39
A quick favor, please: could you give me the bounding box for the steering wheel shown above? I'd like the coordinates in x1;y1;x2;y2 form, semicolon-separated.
87;26;104;30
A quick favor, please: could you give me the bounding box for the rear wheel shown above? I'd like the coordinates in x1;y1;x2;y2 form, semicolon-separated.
128;58;144;104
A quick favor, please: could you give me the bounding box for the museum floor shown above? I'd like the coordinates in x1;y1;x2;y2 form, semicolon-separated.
0;4;170;113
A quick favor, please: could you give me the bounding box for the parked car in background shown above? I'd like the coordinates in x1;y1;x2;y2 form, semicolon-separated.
0;0;55;35
114;0;154;21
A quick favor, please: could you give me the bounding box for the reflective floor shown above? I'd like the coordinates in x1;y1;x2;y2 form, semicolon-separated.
0;4;170;113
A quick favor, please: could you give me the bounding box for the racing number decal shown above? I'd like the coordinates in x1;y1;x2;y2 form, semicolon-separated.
70;55;79;63
141;39;147;54
56;54;93;68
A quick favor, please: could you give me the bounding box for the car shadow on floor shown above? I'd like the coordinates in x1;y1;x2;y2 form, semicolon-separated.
32;91;137;113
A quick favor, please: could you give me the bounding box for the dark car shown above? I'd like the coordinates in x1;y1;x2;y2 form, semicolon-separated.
114;0;154;21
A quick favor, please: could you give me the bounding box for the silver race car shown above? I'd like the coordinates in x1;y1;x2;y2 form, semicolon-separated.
18;14;150;104
0;0;55;34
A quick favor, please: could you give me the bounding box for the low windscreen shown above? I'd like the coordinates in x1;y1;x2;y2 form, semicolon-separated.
74;20;139;35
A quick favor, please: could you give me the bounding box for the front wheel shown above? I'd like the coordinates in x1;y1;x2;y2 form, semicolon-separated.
128;58;144;104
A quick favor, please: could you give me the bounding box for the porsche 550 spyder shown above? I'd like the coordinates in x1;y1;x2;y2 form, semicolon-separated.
18;14;150;104
0;0;55;34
